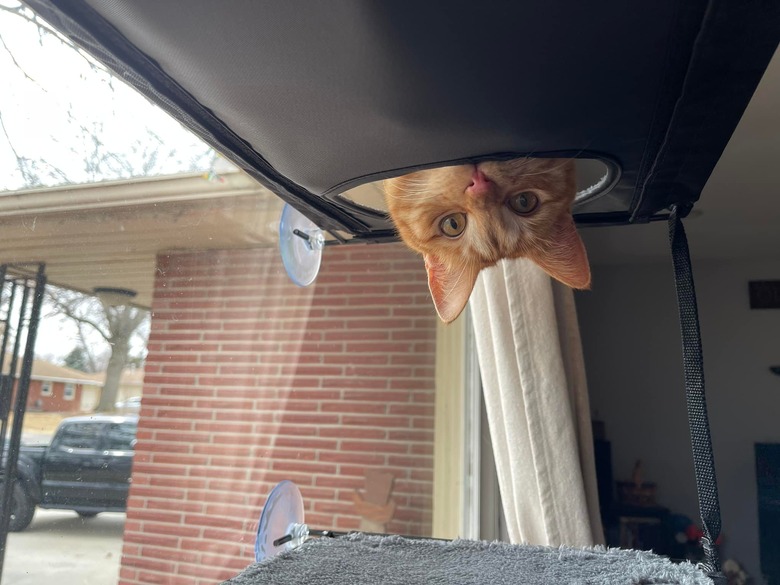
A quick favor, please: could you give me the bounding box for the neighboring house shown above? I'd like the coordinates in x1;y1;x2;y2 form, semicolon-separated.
21;358;98;413
17;357;144;413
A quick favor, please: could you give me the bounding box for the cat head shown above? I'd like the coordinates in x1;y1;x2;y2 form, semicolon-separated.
384;158;590;323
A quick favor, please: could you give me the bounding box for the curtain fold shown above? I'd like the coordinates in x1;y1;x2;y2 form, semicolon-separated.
469;258;603;547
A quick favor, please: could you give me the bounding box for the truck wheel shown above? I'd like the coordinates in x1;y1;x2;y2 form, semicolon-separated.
8;482;35;532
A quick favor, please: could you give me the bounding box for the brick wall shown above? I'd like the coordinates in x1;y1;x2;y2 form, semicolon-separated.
120;243;438;585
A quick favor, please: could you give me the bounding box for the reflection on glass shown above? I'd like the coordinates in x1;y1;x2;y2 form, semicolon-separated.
0;5;222;193
1;6;470;584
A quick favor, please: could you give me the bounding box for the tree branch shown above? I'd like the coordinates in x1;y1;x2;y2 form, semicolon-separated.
45;289;111;342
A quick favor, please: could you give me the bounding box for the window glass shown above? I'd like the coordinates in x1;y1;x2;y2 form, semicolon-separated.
104;423;137;451
40;381;53;397
63;383;75;400
1;6;477;585
54;422;104;450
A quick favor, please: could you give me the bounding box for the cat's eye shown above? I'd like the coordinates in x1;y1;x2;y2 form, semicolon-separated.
439;213;467;238
508;192;539;215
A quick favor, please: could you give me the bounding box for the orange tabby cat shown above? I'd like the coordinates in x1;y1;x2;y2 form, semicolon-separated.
384;158;590;323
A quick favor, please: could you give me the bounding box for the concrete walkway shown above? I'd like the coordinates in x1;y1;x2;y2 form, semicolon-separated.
4;509;125;584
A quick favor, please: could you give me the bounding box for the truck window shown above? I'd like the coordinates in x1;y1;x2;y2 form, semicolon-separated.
53;422;105;451
104;423;137;452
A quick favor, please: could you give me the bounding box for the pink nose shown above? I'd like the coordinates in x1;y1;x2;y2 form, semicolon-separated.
466;169;492;197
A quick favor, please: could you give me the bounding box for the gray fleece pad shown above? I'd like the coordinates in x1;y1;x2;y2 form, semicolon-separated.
222;533;714;585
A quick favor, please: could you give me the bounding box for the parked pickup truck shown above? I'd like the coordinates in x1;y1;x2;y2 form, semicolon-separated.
6;414;137;531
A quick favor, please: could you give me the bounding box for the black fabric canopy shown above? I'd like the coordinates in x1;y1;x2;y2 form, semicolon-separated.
24;0;780;241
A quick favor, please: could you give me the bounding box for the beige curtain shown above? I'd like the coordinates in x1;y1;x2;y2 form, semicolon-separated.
469;258;603;547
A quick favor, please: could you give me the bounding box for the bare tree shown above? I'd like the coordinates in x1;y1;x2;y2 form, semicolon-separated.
0;2;219;191
1;4;219;405
45;288;149;412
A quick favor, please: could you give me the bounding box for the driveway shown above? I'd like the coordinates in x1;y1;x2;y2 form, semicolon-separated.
4;509;125;584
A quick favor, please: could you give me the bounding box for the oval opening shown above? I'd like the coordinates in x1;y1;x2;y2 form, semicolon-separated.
336;156;618;216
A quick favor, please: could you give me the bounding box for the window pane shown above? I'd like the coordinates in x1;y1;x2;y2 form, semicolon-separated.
55;422;104;450
105;423;137;451
63;383;75;400
2;6;474;584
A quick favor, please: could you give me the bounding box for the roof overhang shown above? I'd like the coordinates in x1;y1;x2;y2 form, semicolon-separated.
0;171;283;307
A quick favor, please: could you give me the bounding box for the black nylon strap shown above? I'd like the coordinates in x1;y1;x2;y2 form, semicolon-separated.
668;206;722;576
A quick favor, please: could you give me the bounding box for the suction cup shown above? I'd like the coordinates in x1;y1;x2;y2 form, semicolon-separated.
279;204;324;286
255;480;309;562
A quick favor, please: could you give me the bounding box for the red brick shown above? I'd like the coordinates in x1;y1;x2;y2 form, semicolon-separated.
149;454;210;467
269;424;319;437
123;245;436;583
323;353;388;365
250;470;313;487
145;499;205;514
318;451;386;465
286;389;342;401
312;500;355;515
124;531;182;548
141;546;201;564
325;307;392;318
320;401;386;414
314;476;364;490
183;514;245;530
271;460;338;475
265;447;317;461
131;510;185;525
278;412;340;425
149;476;208;490
151;409;214;422
321;377;388;389
323;330;390;341
340;440;409;454
129;486;183;501
342;390;411;402
189;489;249;506
342;415;412;428
318;426;387;439
345;342;415;353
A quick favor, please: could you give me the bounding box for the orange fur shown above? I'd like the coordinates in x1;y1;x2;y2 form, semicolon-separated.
384;158;590;323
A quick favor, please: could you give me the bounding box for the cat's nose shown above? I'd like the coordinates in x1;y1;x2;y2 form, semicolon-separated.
465;169;493;198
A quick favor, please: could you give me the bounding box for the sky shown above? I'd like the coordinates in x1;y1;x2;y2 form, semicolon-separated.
0;1;216;191
0;2;218;364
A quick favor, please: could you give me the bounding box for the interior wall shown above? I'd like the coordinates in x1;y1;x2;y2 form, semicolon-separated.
576;255;780;583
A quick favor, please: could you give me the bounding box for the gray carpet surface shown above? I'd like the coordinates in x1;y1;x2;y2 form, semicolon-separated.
222;533;714;584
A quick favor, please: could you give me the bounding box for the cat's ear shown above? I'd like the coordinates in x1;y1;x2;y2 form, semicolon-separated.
424;254;481;324
528;215;591;289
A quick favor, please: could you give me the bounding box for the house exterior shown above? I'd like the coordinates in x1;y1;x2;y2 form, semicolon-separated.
20;358;144;413
118;243;439;582
0;172;457;584
20;359;98;413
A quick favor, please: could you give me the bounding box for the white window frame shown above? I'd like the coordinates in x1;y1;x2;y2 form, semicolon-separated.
40;381;53;397
63;382;76;401
432;309;503;541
